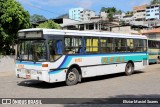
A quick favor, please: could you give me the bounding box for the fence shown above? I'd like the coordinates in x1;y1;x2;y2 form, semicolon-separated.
0;55;15;73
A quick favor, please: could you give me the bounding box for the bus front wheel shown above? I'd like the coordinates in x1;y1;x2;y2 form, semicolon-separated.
125;63;134;76
66;68;79;86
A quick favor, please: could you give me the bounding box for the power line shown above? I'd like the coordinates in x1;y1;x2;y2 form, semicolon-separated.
24;2;63;17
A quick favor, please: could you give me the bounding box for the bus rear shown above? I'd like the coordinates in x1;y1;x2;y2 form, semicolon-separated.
148;40;160;63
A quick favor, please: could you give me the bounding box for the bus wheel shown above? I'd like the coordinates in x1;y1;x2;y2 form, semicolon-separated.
125;63;134;76
66;68;79;86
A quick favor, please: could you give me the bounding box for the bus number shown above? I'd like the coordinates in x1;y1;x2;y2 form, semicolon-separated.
18;64;24;69
75;58;82;63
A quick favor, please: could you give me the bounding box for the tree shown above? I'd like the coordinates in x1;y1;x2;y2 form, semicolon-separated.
30;14;47;22
107;12;114;21
116;10;122;14
100;7;106;12
56;13;69;19
37;20;61;29
0;0;31;55
151;0;160;4
100;7;122;21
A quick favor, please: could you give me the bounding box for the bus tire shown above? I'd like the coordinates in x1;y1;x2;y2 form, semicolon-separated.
125;63;134;76
66;68;79;86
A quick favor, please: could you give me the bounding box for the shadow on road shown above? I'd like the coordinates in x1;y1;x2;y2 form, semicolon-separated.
17;70;144;89
62;94;160;107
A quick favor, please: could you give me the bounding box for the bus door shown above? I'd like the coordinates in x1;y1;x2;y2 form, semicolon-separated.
48;37;63;61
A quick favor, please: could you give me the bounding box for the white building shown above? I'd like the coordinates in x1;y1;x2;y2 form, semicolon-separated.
100;11;108;20
121;15;134;24
146;4;160;20
80;10;96;21
133;5;147;21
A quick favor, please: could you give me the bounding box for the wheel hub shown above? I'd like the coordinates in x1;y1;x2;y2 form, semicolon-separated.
68;72;76;81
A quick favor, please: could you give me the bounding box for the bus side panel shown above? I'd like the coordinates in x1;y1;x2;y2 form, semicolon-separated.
49;69;67;83
81;63;126;78
48;53;148;82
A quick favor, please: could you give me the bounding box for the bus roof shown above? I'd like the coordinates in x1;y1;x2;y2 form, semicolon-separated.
19;28;147;39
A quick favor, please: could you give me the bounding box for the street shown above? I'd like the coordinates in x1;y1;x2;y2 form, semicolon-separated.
0;64;160;106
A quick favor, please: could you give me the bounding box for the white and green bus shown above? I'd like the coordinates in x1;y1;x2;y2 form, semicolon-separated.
16;28;148;86
148;39;160;63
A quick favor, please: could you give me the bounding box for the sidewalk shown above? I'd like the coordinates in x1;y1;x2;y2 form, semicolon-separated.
0;71;15;77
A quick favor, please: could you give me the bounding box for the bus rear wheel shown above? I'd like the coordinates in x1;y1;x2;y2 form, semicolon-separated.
66;68;79;86
125;63;134;76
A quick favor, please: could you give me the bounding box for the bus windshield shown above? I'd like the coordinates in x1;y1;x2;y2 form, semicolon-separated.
17;40;47;62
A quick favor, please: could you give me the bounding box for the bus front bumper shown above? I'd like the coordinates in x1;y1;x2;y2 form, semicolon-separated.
16;69;50;82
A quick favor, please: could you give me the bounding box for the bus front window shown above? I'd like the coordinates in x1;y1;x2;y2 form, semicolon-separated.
17;40;47;62
32;41;47;61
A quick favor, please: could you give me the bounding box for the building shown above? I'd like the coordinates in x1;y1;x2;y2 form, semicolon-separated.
146;4;160;20
100;11;108;20
80;10;96;21
31;18;80;28
133;4;147;21
121;15;134;24
113;13;125;21
142;28;160;40
69;8;84;21
111;25;148;34
61;18;119;31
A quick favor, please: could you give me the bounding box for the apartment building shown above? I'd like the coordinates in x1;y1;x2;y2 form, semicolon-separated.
80;10;96;21
146;4;160;20
133;4;147;21
142;28;160;40
69;8;84;21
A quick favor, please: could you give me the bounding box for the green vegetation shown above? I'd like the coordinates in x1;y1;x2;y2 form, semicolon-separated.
37;20;61;29
100;7;122;21
30;14;47;22
126;11;133;16
56;13;69;19
0;0;31;55
150;0;160;4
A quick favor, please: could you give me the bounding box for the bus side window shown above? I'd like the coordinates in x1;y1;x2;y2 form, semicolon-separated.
127;39;134;52
65;37;82;54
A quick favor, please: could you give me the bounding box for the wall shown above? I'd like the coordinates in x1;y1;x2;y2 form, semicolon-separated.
0;55;15;73
111;26;131;34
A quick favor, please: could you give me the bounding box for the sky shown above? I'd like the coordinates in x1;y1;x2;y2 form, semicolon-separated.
17;0;151;19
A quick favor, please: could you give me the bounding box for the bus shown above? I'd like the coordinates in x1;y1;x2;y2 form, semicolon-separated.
16;28;148;86
148;39;160;63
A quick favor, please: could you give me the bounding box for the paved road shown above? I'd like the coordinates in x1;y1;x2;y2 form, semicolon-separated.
0;64;160;106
